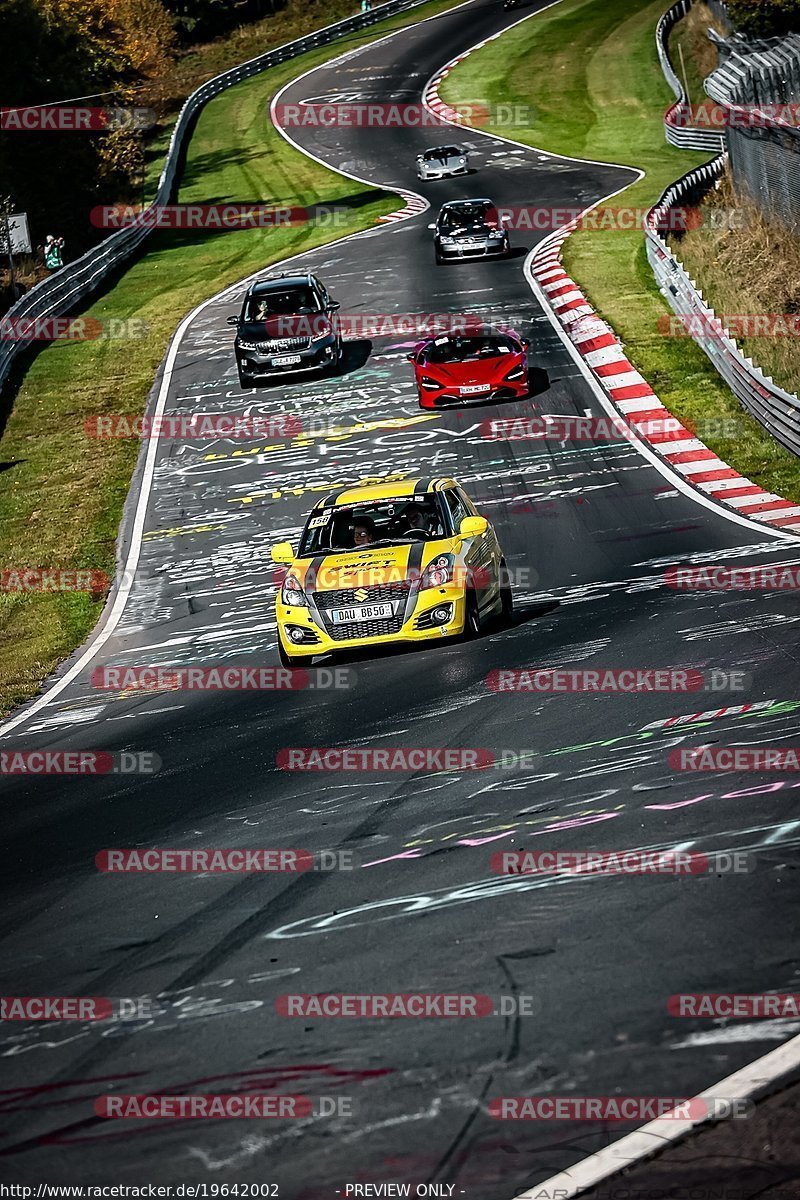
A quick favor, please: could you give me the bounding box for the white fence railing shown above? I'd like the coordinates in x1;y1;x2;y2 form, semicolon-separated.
656;0;726;152
645;157;800;455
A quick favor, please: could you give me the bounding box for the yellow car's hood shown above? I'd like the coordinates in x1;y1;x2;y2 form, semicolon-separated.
293;540;456;591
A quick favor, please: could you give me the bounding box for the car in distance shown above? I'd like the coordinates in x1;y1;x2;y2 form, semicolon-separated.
408;329;529;408
416;144;469;180
228;271;342;388
270;477;512;665
429;199;510;263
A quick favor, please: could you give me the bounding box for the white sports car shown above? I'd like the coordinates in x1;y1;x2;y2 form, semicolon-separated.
416;145;469;180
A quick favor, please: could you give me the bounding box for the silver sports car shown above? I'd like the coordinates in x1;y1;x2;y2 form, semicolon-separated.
416;145;469;180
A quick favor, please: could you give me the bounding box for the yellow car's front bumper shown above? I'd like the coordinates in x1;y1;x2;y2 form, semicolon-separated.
276;586;467;660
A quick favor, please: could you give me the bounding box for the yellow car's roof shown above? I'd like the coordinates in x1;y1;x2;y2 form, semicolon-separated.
316;477;457;508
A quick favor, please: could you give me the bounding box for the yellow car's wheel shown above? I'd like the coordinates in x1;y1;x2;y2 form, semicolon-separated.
500;558;514;623
463;591;481;639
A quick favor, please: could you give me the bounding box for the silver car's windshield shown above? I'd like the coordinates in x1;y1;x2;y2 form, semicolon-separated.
423;146;461;160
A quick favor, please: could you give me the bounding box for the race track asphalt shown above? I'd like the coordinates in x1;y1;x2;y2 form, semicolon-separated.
2;2;800;1195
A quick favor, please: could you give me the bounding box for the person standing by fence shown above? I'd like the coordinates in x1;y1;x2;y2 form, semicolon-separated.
44;235;65;271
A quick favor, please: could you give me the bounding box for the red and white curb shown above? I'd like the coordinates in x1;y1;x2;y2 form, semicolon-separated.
531;225;800;535
377;191;429;223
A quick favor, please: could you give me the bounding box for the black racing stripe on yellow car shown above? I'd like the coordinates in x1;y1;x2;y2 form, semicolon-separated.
302;556;327;627
413;477;434;495
320;493;339;509
401;541;427;625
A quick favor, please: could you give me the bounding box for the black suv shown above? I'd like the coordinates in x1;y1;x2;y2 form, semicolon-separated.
228;272;342;388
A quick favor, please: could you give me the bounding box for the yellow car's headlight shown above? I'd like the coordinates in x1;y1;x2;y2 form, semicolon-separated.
280;573;308;608
420;554;454;589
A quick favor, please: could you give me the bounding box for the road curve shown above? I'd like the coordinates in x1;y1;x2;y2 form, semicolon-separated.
2;2;800;1195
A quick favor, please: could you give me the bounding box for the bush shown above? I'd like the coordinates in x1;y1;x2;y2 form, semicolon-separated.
726;0;800;37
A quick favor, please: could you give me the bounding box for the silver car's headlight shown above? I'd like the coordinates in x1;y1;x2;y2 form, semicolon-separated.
237;340;258;350
440;237;455;245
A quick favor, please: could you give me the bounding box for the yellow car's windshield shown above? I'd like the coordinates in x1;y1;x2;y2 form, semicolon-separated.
300;497;447;556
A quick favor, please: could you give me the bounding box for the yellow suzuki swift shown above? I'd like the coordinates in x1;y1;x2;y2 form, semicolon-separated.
271;477;512;665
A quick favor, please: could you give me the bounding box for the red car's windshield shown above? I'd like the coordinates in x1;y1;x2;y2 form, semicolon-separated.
423;336;517;365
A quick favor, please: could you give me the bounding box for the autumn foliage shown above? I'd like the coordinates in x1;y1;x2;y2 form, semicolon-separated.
726;0;800;37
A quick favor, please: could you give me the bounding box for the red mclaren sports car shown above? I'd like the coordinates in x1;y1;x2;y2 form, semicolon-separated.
408;329;529;409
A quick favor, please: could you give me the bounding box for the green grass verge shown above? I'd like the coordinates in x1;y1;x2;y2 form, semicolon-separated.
440;0;800;505
0;0;461;717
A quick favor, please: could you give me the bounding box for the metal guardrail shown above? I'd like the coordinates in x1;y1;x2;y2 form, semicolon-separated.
0;0;429;397
656;0;726;152
705;33;800;231
645;157;800;456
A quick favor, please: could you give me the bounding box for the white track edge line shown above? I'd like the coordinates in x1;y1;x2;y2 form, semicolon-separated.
523;1032;800;1199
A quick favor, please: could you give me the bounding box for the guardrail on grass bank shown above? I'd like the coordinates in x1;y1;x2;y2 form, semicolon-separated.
656;0;727;153
645;156;800;456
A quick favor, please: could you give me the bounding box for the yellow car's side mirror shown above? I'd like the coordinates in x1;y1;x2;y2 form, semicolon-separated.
271;541;295;564
459;516;488;538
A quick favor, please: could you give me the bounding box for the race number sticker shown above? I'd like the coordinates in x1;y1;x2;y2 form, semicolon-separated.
308;514;330;529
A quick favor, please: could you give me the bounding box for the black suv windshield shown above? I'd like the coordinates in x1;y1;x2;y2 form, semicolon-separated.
246;286;321;320
299;497;447;556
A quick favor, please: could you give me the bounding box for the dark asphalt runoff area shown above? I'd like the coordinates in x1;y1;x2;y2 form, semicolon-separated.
1;1;800;1196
